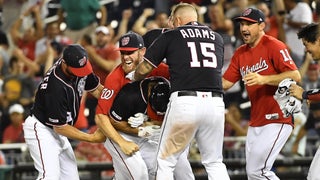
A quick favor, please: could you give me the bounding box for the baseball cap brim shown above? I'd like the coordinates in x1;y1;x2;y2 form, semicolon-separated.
68;60;93;77
116;47;139;51
235;17;258;23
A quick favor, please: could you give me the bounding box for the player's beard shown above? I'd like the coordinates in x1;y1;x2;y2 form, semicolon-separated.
122;52;142;74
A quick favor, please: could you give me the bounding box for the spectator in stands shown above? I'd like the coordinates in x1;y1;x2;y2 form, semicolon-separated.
0;150;5;165
57;0;107;43
282;0;313;67
2;103;25;143
132;8;159;35
0;0;26;32
35;20;72;63
9;3;44;62
206;2;244;108
256;1;283;40
225;103;248;137
0;30;9;78
111;9;133;44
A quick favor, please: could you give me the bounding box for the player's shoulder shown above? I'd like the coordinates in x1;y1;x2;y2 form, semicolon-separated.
261;34;287;49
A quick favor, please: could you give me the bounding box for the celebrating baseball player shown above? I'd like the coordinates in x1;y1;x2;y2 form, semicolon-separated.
134;3;230;180
289;22;320;180
23;45;138;180
222;8;301;180
106;76;194;179
95;31;194;180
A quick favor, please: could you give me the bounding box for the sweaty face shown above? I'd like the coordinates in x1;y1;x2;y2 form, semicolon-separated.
303;39;320;61
239;21;262;47
120;49;143;74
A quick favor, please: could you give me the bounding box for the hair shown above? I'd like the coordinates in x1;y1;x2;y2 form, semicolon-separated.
170;3;198;19
297;23;320;43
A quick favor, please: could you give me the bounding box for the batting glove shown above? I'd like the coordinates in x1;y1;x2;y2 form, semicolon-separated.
128;113;148;128
138;125;161;139
282;96;302;118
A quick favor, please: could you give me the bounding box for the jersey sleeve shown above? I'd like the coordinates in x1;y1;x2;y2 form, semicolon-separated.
303;89;320;101
144;32;171;67
84;73;100;91
95;67;130;115
269;39;298;72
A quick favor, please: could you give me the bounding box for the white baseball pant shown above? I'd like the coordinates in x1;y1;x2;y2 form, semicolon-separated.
23;115;79;180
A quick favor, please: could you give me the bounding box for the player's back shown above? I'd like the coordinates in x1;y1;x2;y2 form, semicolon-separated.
145;22;224;93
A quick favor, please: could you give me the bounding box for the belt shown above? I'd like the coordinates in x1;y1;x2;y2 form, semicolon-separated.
177;91;222;97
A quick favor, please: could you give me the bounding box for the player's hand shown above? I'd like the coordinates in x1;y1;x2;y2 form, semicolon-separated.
128;113;148;128
243;72;265;86
119;141;139;156
289;83;304;100
138;125;161;139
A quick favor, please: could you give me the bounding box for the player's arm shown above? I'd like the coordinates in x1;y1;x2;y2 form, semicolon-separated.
222;77;235;91
109;117;139;135
243;70;301;86
290;83;320;101
53;124;106;143
95;114;139;155
89;83;104;99
134;60;155;81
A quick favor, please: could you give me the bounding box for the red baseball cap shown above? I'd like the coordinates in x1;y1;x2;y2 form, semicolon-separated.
62;44;93;77
116;31;144;51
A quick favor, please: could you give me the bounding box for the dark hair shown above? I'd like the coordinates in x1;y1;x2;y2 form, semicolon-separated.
297;23;320;43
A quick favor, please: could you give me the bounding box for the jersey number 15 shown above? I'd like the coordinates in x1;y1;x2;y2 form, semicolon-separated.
188;42;217;68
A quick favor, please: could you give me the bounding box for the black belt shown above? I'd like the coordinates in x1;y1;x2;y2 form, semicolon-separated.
177;91;222;97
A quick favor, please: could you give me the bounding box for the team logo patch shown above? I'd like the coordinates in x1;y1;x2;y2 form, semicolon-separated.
121;37;130;46
78;57;87;67
242;8;252;16
101;88;114;100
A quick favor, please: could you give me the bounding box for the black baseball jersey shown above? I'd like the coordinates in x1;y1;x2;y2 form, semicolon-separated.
144;22;224;93
109;77;167;122
30;59;100;127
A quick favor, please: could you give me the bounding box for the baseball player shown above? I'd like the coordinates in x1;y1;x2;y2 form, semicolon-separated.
222;8;301;180
134;3;230;180
289;22;320;180
106;77;171;179
95;31;194;180
23;44;138;180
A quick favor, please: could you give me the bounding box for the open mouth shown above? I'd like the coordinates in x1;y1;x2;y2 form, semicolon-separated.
125;60;133;66
242;32;250;39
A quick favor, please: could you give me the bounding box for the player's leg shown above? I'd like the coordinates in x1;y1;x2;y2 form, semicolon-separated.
104;136;148;180
245;124;292;180
307;145;320;180
59;135;79;180
195;95;230;180
23;116;62;179
173;146;195;180
156;93;197;180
